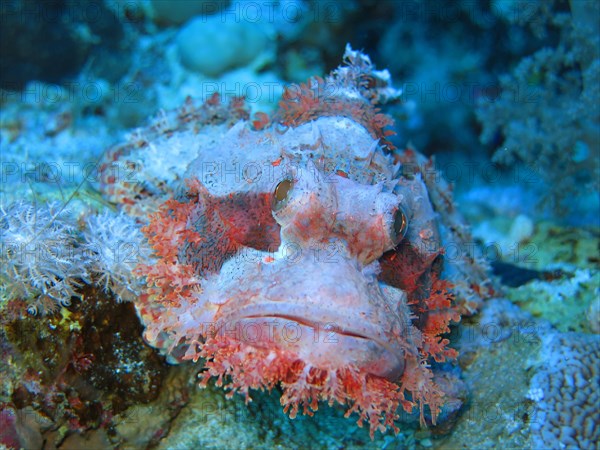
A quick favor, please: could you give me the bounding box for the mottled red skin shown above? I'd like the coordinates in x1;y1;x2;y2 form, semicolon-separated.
134;161;461;438
183;190;281;275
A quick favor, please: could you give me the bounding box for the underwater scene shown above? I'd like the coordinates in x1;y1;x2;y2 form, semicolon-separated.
0;1;598;449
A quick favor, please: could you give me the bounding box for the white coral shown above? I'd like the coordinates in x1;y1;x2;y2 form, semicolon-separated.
0;201;90;315
83;210;152;302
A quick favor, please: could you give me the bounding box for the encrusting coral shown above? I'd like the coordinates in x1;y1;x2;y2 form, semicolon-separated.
99;45;492;437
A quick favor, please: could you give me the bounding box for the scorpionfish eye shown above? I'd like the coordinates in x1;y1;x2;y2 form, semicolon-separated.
392;206;408;244
272;178;294;211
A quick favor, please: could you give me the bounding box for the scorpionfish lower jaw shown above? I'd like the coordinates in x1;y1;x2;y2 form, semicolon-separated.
197;244;415;381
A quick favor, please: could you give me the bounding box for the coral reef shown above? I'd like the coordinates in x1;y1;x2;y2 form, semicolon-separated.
176;14;270;77
465;204;600;333
1;287;167;449
508;267;599;334
1;3;597;447
432;298;546;450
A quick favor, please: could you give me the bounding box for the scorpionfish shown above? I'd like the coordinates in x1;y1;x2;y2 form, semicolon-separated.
99;45;492;437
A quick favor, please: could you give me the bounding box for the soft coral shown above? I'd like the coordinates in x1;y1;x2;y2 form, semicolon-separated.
0;201;89;315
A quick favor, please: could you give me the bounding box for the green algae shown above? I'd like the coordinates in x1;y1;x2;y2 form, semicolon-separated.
506;222;600;333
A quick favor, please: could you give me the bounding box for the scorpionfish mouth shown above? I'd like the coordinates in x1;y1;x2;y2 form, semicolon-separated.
199;247;415;382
